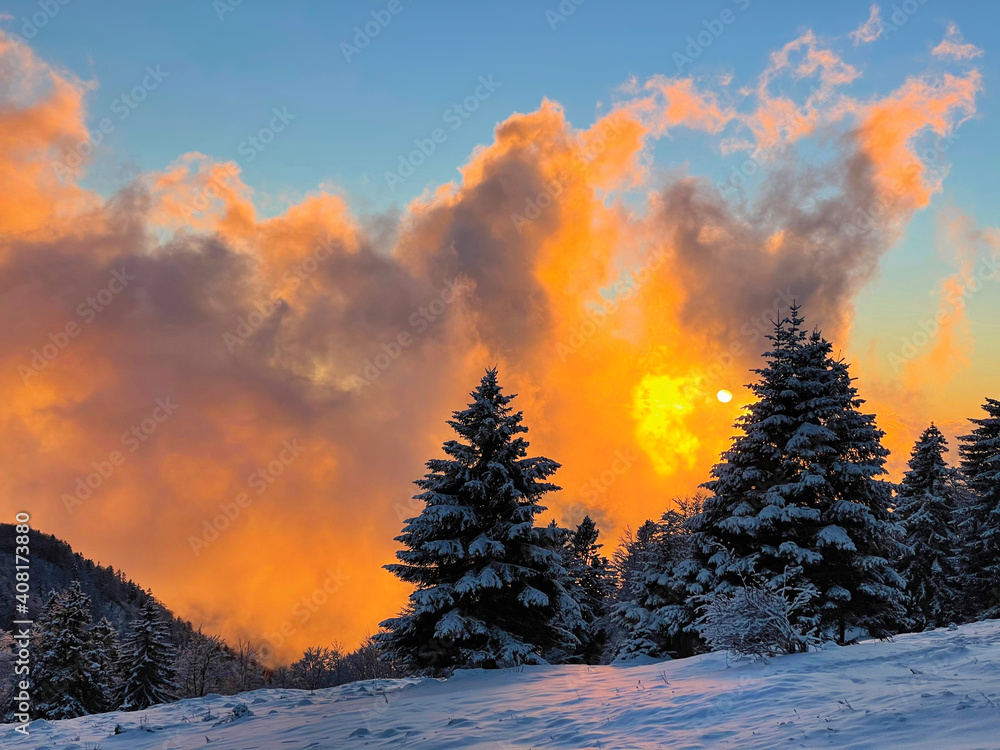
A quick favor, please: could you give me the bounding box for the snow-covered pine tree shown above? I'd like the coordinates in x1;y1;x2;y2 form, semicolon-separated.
561;516;613;663
694;308;819;644
894;424;962;630
613;497;704;660
810;332;906;643
958;397;1000;619
118;599;178;711
612;520;661;601
31;582;104;719
88;617;123;713
376;367;584;674
647;497;706;659
610;521;663;660
695;307;905;646
0;630;16;722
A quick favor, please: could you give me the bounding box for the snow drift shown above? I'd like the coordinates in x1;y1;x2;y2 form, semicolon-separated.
7;619;1000;749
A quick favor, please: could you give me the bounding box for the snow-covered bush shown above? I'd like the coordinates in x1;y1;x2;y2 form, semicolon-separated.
231;703;253;719
696;577;819;661
212;702;254;726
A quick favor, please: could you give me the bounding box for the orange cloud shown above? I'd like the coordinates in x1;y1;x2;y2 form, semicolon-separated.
0;25;988;663
740;31;859;152
0;33;99;239
854;70;980;210
632;77;733;136
902;209;1000;390
932;24;983;61
849;6;883;45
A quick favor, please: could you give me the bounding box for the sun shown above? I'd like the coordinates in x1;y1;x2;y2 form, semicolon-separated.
716;389;733;403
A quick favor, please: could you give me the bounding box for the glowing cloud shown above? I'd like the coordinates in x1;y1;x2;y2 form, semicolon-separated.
0;21;987;660
932;24;983;61
849;6;884;46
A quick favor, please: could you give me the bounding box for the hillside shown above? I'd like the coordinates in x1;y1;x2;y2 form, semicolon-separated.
0;523;195;642
8;620;1000;749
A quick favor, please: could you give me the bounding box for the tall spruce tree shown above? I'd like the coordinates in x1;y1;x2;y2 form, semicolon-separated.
88;617;123;713
958;397;1000;619
118;599;178;711
561;516;613;663
32;582;103;719
613;520;661;600
695;308;905;646
377;368;583;673
894;424;962;630
695;308;811;596
810;332;906;642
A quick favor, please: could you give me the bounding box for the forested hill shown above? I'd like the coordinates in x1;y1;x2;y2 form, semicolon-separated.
1;523;195;642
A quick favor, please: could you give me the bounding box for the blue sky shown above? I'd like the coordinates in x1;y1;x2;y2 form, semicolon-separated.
6;0;998;215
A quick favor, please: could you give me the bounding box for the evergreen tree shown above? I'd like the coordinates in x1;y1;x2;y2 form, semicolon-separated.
88;617;123;713
958;397;1000;618
894;424;962;630
32;582;103;719
118;599;178;711
0;630;16;722
376;367;583;673
810;333;907;642
612;520;661;601
695;308;905;646
561;516;613;663
611;520;662;660
613;497;704;659
694;307;814;606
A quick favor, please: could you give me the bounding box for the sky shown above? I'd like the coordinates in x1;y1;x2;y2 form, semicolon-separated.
1;0;998;660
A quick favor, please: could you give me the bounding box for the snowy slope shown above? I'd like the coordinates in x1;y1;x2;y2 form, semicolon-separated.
7;620;1000;749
